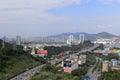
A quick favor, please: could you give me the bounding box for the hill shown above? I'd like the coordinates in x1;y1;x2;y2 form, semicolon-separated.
47;32;118;41
0;40;45;80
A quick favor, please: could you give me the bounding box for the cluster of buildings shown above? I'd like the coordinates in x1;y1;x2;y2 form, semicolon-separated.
20;34;85;44
32;47;48;57
93;38;120;56
23;44;48;58
66;34;85;46
94;38;120;48
110;59;120;70
102;53;120;72
93;49;109;56
102;59;120;72
93;47;120;56
6;36;22;45
30;47;48;58
1;36;22;49
62;55;86;73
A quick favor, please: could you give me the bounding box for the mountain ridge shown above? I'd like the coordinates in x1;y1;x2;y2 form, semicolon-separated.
35;32;119;41
48;32;119;41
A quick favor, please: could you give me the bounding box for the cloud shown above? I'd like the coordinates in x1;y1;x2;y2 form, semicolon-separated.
97;24;112;29
0;0;82;37
0;0;81;24
0;0;81;11
98;0;120;4
1;0;120;37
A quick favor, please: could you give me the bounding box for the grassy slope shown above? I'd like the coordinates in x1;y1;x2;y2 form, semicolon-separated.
0;40;41;80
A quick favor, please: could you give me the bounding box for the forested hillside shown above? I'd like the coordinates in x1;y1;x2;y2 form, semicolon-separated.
0;40;44;80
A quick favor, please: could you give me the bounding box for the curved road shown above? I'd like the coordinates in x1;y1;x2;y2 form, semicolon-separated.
86;57;102;80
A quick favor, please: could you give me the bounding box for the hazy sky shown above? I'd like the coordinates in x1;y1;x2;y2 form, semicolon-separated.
0;0;120;37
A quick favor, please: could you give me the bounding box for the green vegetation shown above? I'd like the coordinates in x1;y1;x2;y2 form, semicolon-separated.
86;52;96;67
71;65;88;79
98;53;120;80
44;46;67;58
97;61;102;72
31;65;88;80
94;44;104;50
102;54;119;61
92;59;99;73
72;53;96;79
112;47;120;50
31;52;96;80
98;70;120;80
82;40;94;49
41;65;61;73
44;40;94;58
0;40;46;80
30;65;77;80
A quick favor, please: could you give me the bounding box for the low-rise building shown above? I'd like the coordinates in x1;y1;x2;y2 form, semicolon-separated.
94;38;111;44
31;48;36;55
62;55;86;73
111;59;118;67
37;49;48;57
78;55;86;65
63;58;78;73
111;66;120;70
102;60;109;72
110;59;120;71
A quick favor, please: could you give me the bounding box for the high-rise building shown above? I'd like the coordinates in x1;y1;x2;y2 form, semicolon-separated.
16;36;21;45
69;35;74;42
66;35;74;46
79;34;85;44
12;38;17;50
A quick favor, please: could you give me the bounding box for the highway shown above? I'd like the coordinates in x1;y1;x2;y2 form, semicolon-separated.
10;44;100;80
10;64;46;80
86;57;102;80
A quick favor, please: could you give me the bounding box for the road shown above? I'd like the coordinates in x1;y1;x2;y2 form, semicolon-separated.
10;44;100;80
10;57;67;80
86;57;102;80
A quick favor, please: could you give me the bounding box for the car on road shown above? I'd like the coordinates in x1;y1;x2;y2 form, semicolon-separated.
83;77;91;80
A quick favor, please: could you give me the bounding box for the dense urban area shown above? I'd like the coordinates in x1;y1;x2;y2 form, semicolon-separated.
1;34;120;80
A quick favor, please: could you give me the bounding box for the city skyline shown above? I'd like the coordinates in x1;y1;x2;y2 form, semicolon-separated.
0;0;120;37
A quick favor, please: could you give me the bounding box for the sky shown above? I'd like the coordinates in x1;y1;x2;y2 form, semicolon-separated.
0;0;120;37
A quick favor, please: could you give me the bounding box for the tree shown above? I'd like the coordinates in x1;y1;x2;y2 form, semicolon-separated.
71;65;87;77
